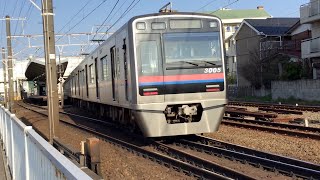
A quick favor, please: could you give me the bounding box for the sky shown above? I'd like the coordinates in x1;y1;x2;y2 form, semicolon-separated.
0;0;310;60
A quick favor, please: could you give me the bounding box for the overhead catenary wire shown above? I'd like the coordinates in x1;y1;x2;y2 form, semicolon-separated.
82;0;141;54
90;0;121;41
12;0;28;50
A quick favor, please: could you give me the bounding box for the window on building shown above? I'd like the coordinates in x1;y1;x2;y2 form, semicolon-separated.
226;26;231;32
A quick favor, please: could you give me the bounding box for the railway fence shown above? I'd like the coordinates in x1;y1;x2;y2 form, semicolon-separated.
0;105;92;180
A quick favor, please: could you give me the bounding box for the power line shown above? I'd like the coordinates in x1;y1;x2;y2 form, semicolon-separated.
101;0;141;40
56;0;109;43
0;0;8;46
11;0;19;17
194;0;219;12
56;0;91;34
13;0;27;36
210;0;240;14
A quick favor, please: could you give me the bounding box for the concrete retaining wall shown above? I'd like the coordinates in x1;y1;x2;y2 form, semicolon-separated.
272;80;320;101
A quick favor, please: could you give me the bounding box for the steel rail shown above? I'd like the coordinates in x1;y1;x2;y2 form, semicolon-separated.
223;117;320;140
153;141;255;180
53;138;81;163
224;116;320;133
229;101;320;112
16;102;231;180
179;135;320;179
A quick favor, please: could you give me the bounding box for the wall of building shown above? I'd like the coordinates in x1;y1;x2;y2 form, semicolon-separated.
235;23;260;86
311;21;320;38
272;79;320;101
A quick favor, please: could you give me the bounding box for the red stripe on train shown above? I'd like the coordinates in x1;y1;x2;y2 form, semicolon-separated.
139;73;224;83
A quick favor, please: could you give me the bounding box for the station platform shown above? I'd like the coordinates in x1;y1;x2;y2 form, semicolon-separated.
0;142;9;180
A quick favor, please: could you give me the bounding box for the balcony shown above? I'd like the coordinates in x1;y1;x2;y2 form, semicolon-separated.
300;0;320;24
226;45;236;57
302;37;320;58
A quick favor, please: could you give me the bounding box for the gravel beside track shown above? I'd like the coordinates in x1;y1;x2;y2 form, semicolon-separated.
12;104;192;180
206;125;320;165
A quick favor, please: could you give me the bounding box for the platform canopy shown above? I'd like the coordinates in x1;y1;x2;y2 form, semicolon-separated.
25;58;68;82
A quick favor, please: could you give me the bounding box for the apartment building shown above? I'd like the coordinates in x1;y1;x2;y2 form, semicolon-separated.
209;6;271;76
300;0;320;79
233;18;299;86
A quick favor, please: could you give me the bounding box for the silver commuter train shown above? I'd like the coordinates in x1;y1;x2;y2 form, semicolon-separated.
64;12;227;137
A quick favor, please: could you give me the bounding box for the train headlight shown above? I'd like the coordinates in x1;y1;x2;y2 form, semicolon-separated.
209;22;218;28
136;22;146;30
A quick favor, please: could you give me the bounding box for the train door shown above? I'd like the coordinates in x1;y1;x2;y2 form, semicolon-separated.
110;46;117;102
123;38;129;102
94;58;100;99
85;65;89;98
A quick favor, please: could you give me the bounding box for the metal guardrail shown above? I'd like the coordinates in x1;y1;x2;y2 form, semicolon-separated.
0;105;92;180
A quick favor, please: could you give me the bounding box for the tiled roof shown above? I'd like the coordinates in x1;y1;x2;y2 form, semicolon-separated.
208;9;271;19
245;18;300;36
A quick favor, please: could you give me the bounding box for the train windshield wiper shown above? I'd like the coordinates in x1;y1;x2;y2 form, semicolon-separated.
199;60;216;66
167;60;199;66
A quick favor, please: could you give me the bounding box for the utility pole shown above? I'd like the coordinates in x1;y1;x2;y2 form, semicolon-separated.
41;0;59;144
6;16;14;112
1;48;7;108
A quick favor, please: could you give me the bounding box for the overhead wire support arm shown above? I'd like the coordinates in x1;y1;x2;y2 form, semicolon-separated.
29;0;42;11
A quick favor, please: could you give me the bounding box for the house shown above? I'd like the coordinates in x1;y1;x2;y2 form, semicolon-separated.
233;18;300;87
208;6;271;76
300;0;320;79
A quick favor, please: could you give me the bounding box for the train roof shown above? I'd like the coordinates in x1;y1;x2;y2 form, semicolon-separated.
67;12;222;80
128;12;221;23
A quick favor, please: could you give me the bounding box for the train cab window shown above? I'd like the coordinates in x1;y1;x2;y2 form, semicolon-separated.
163;32;222;64
100;56;108;80
89;64;94;83
137;40;159;75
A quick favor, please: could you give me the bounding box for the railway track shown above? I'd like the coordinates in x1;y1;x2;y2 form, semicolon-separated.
16;102;320;179
229;101;320;112
177;135;320;179
223;116;320;140
16;102;254;179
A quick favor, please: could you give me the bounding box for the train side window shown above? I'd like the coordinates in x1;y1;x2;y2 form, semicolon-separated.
89;64;94;83
138;41;159;75
100;56;108;81
75;74;77;95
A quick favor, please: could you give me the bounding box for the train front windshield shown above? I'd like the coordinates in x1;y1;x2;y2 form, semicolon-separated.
163;32;222;64
136;16;225;96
